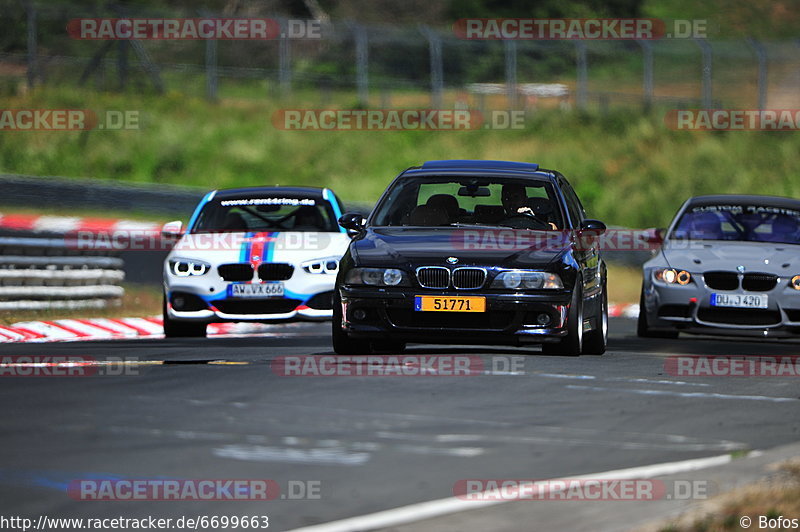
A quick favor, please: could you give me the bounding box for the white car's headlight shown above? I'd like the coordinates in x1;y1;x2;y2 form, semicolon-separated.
302;257;340;274
654;268;691;285
345;267;409;286
169;259;210;277
491;270;563;289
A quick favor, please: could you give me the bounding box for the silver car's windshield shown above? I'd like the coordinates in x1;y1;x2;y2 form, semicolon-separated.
669;204;800;245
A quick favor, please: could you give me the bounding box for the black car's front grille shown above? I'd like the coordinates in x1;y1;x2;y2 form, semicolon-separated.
703;271;739;290
258;263;294;281
697;307;780;326
214;298;301;315
742;273;778;292
452;268;486;289
417;267;450;289
386;309;514;330
218;263;254;282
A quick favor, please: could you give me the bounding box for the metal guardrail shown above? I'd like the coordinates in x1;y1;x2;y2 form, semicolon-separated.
0;237;124;311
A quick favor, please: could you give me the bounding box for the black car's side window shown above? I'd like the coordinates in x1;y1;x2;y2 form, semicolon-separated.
560;179;585;227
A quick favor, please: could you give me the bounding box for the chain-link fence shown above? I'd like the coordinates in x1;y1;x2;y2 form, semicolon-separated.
2;2;799;112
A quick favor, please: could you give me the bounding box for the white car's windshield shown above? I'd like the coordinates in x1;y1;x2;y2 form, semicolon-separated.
670;204;800;245
192;196;340;233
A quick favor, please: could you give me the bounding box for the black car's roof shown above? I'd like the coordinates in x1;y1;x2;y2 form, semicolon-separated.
211;186;329;199
401;160;556;181
685;194;800;210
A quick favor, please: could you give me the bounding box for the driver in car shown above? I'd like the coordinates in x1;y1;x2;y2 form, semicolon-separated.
501;184;558;229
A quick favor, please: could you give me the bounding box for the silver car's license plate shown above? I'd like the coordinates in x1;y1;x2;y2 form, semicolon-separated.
228;282;284;298
710;293;768;309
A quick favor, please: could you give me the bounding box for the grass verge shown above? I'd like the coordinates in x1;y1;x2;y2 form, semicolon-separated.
0;284;162;326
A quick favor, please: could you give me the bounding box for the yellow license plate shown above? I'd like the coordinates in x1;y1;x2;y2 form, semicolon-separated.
414;296;486;312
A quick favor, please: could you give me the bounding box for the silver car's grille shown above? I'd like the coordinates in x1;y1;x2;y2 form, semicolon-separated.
703;271;738;290
416;267;450;289
452;268;486;289
742;273;778;292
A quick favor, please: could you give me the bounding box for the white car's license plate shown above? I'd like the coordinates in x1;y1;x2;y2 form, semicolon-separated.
228;282;284;298
710;293;768;309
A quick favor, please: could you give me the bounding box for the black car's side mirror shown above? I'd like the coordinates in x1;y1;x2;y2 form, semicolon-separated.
580;219;606;234
338;213;366;236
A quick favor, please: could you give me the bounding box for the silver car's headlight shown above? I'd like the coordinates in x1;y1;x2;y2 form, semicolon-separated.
791;275;800;290
654;268;691;285
345;267;409;286
302;257;340;274
491;270;563;289
169;258;210;277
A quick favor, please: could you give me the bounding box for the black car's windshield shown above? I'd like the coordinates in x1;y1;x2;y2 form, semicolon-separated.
192;195;339;233
670;204;800;245
370;176;564;229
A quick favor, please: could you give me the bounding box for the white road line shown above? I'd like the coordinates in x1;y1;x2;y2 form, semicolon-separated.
286;453;733;532
566;384;798;403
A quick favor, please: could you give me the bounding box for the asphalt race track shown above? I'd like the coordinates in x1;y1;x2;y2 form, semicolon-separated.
2;318;799;531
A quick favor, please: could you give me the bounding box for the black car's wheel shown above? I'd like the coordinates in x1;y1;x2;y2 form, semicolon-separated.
542;280;583;356
636;287;679;339
582;281;607;355
332;291;372;355
162;298;206;338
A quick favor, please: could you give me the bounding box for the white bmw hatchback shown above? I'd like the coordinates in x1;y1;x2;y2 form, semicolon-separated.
162;186;352;337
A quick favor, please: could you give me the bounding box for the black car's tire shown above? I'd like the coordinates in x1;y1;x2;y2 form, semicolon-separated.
582;282;607;355
162;298;206;338
636;287;679;339
332;292;372;355
542;280;583;356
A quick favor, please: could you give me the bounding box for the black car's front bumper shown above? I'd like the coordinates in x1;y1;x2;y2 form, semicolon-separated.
339;286;572;345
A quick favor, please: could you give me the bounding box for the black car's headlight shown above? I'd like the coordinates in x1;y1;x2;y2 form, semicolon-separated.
169;259;210;277
302;257;340;274
654;268;691;285
491;270;563;289
345;267;409;286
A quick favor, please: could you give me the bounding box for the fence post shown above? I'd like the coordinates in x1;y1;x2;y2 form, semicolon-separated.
575;41;588;110
354;24;369;107
25;1;37;89
747;38;767;109
694;38;713;108
279;19;292;96
205;36;218;100
420;25;443;108
504;40;517;110
636;39;653;111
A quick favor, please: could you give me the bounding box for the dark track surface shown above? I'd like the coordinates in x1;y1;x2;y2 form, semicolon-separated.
2;319;799;530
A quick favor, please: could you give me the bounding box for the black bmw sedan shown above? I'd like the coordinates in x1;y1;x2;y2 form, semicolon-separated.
333;160;608;356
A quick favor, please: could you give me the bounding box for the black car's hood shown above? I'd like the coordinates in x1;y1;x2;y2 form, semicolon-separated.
352;227;569;269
